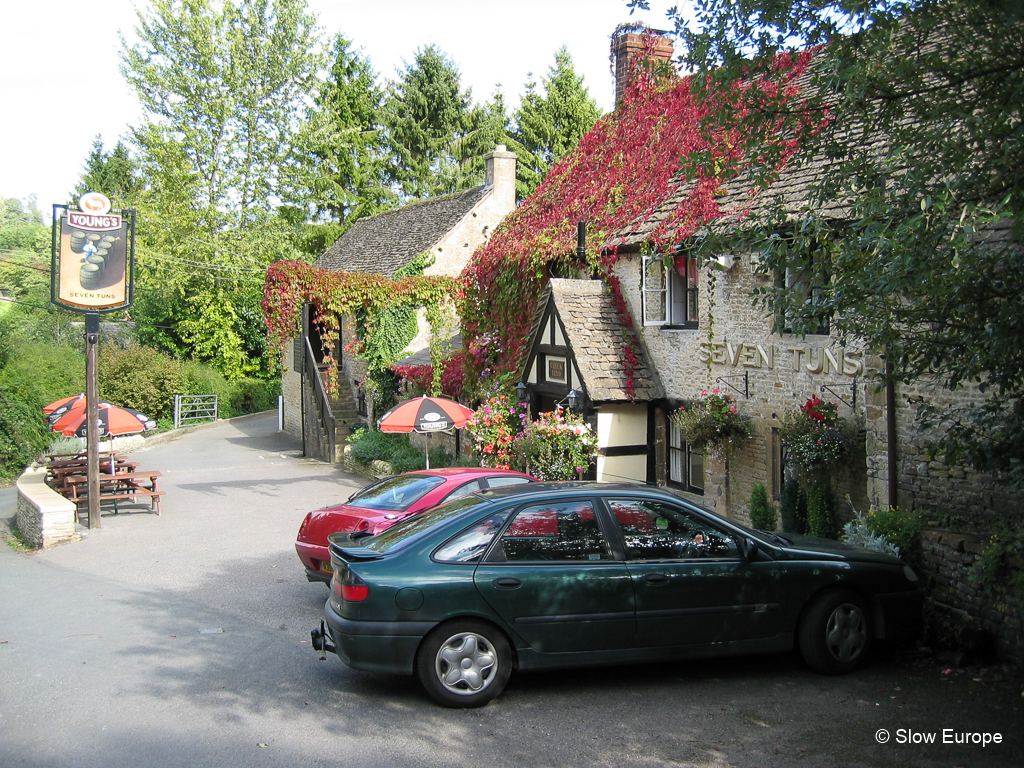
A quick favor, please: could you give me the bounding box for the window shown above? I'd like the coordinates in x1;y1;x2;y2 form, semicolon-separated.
443;479;483;502
642;253;698;327
667;416;704;494
775;251;830;335
485;476;533;489
496;501;611;562
608;498;739;560
346;474;446;512
433;511;512;563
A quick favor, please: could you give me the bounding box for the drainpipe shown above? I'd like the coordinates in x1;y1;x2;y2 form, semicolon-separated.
885;358;898;509
577;221;586;262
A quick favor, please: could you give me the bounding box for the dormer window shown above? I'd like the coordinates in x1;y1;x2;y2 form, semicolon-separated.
642;253;698;328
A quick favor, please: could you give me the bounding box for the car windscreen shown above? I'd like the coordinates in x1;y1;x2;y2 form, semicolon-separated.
361;495;489;554
346;474;446;512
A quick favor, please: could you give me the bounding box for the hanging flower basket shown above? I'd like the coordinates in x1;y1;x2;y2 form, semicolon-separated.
779;395;852;477
671;389;752;457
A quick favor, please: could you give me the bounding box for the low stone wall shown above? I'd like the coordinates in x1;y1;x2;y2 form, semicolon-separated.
15;467;77;549
920;529;1023;668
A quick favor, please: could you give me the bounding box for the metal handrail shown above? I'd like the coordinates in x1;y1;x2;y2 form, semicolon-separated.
304;336;336;461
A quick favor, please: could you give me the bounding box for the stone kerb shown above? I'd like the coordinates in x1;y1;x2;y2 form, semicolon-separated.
16;467;77;549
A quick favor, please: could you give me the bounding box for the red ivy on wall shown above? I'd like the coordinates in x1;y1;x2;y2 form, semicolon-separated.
263;32;815;403
459;35;814;398
262;260;458;388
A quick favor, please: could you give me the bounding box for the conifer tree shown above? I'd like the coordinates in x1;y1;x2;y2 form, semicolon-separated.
511;47;600;200
284;34;394;229
382;45;476;198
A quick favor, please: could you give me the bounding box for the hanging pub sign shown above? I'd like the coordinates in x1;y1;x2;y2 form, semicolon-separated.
51;192;135;313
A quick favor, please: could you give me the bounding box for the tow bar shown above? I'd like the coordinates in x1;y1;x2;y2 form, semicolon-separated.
310;620;336;660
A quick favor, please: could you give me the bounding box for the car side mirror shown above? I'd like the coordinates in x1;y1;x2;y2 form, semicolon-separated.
738;537;759;562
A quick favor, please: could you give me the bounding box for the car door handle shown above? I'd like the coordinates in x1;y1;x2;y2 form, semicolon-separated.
642;573;670;585
494;577;522;589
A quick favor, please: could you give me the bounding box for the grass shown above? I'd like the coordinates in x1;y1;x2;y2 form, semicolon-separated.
2;524;33;553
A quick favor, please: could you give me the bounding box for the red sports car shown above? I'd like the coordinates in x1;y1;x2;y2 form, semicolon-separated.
296;468;535;582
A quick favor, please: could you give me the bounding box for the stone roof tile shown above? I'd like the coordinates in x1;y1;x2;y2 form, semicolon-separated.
315;186;491;275
546;279;663;403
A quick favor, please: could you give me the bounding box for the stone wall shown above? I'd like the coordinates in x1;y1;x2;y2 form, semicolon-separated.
16;467;77;549
610;250;1022;529
920;529;1023;668
612;252;870;524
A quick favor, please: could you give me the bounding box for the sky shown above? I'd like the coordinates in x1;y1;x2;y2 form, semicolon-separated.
0;0;683;215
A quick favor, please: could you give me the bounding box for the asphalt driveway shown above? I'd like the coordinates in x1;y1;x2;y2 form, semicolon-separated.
1;412;1020;768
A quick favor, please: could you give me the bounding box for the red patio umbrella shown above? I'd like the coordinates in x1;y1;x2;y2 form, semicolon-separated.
43;394;85;416
51;401;157;438
377;395;475;469
48;398;112;430
378;395;475;434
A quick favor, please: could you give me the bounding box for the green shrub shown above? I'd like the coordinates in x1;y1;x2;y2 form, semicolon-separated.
0;342;83;408
98;344;188;421
842;511;902;557
390;444;427;474
347;429;408;465
0;385;50;480
749;482;777;531
780;477;807;535
806;478;839;539
226;377;281;417
866;505;923;567
180;361;233;401
0;343;84;480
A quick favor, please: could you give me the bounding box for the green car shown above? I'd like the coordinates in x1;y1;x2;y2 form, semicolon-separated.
313;482;923;708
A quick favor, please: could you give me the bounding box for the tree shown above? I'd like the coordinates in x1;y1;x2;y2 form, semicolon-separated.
283;34;395;232
119;0;320;377
382;45;478;198
72;137;141;206
510;47;601;200
447;89;514;193
121;0;322;226
643;0;1024;482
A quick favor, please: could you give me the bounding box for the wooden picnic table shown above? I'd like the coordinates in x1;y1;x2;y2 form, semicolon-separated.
45;455;137;495
62;470;164;516
41;450;122;462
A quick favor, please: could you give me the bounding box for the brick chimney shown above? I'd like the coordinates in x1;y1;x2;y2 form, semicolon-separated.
485;144;518;212
612;29;674;108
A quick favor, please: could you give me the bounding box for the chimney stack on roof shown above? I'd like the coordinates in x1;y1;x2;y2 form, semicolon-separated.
612;29;674;108
485;144;518;211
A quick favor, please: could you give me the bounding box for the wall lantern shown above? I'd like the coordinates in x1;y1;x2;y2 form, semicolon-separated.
715;254;739;271
557;388;584;413
515;381;529;403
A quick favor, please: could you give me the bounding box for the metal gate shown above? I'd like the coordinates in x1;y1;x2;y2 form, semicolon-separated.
173;394;218;428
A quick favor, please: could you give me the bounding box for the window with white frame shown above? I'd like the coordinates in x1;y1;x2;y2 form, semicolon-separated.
775;251;831;335
667;416;704;494
642;253;698;327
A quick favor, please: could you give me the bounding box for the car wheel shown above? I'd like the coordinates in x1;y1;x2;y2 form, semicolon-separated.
798;590;872;675
416;619;512;708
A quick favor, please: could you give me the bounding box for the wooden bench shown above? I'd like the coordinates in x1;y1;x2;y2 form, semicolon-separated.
62;471;164;517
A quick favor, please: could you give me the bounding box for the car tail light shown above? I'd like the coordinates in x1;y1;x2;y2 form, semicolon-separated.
297;514;311;541
333;565;369;602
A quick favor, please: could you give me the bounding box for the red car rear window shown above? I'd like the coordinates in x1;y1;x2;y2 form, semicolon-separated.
346;474;446;512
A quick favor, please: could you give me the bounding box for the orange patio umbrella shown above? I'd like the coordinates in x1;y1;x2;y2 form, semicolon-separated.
50;400;156;438
377;395;475;469
43;394;85;417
